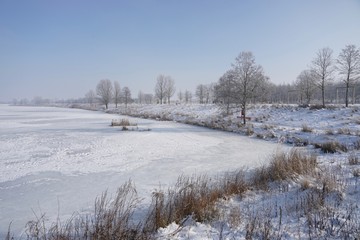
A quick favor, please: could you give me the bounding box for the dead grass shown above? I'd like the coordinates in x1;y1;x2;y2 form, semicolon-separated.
24;181;152;240
10;149;360;239
252;149;317;189
314;141;348;153
301;124;313;133
111;118;137;127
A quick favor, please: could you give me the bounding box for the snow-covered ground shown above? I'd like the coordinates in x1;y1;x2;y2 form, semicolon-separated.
0;104;280;237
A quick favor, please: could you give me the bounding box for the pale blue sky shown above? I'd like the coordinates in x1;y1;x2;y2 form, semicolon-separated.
0;0;359;101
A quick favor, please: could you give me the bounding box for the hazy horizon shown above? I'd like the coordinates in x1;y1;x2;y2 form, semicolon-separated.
1;0;359;102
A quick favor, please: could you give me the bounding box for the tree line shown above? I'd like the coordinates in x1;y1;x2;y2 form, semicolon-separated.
85;44;359;113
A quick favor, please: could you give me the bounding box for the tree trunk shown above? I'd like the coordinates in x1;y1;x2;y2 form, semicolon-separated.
345;82;349;107
321;80;325;108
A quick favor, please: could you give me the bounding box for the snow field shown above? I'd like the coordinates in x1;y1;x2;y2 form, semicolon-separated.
0;105;280;237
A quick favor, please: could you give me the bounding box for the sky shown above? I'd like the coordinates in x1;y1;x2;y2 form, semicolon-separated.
0;0;359;102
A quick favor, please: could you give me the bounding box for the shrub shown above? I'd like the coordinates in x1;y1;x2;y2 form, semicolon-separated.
111;118;137;127
309;104;323;110
337;127;351;135
325;129;334;135
315;141;348;153
301;124;313;133
348;153;359;165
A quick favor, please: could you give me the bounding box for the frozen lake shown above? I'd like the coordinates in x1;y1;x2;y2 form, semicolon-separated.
0;105;281;236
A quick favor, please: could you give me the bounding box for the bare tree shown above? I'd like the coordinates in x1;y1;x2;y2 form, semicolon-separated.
214;70;237;115
232;51;267;124
165;77;176;104
296;70;316;105
336;44;360;107
155;75;167;104
96;79;113;109
311;47;334;108
196;84;206;104
85;89;96;107
205;83;215;104
138;91;144;104
144;93;153;104
122;86;131;108
184;90;192;103
177;90;183;103
113;81;121;108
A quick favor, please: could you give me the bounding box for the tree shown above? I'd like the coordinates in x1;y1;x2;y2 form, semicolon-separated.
184;90;192;103
214;70;237;115
122;87;131;108
85;89;96;107
113;81;121;108
178;90;183;103
296;70;316;105
138;91;144;104
155;75;167;104
196;84;206;104
311;47;334;108
232;51;267;124
165;77;176;104
336;44;360;107
144;93;153;104
96;79;113;109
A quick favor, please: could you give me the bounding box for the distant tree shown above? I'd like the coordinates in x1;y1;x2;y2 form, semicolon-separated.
336;44;360;107
184;90;192;103
177;90;183;103
85;89;96;106
122;87;131;108
155;75;167;104
196;84;206;104
311;47;334;108
214;70;238;115
96;79;113;109
138;91;144;104
165;77;176;104
296;70;316;105
205;83;215;104
232;51;267;124
113;81;121;108
144;93;154;104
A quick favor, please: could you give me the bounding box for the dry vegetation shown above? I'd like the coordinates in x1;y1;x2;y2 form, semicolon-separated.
7;149;360;239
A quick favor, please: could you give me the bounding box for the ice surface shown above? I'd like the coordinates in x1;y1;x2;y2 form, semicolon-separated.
0;105;280;236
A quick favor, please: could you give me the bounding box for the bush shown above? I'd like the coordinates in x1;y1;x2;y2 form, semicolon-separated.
111;118;137;127
301;124;313;133
349;153;359;165
315;141;348;153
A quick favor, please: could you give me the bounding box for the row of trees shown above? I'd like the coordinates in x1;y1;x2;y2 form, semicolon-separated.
296;45;360;107
86;79;132;109
87;45;359;114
